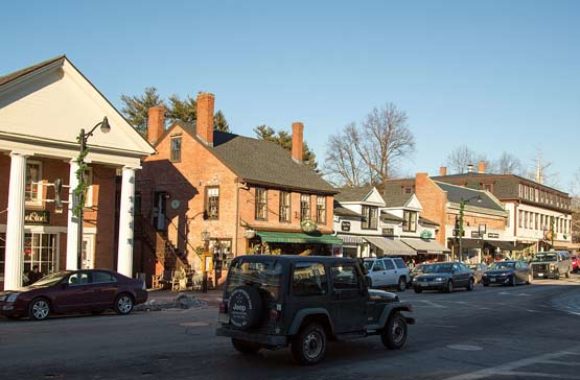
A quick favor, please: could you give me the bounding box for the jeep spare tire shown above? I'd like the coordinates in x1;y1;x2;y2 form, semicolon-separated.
229;286;263;330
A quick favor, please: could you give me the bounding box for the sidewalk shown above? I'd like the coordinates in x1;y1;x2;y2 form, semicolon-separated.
136;288;223;311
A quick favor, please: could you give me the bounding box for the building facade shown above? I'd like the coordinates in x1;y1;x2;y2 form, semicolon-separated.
0;56;154;290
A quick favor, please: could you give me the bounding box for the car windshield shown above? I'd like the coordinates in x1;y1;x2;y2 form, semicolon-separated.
422;264;453;274
226;259;282;300
489;262;515;270
533;254;557;262
30;271;68;287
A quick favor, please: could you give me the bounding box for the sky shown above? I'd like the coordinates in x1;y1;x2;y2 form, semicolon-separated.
1;0;579;191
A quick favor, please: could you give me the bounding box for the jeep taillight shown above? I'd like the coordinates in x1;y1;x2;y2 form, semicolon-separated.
219;301;228;314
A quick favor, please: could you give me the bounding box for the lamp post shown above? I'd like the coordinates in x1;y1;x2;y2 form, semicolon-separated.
73;117;110;269
457;195;483;262
201;230;210;293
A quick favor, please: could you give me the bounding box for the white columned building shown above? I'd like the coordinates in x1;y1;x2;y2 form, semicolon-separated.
0;56;154;290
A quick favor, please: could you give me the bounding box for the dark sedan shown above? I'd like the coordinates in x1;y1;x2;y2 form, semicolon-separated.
412;262;474;293
482;261;531;287
0;269;147;321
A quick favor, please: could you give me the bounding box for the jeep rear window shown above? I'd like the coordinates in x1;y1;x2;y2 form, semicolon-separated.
292;262;327;296
226;260;282;300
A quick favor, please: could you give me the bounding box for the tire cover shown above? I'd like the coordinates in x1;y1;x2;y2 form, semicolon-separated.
229;286;263;330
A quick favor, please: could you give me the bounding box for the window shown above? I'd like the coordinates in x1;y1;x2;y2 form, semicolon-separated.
25;161;42;204
482;183;492;192
170;136;182;162
331;264;359;290
300;194;311;221
292;262;327;296
205;187;220;220
1;233;59;283
518;210;523;228
383;259;395;270
403;211;417;232
534;213;539;230
255;188;268;220
92;271;117;284
394;258;407;269
404;187;413;194
279;191;291;223
361;206;378;230
372;260;385;272
316;196;326;224
68;272;89;285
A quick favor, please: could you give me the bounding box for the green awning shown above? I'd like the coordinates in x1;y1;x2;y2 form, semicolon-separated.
257;231;343;245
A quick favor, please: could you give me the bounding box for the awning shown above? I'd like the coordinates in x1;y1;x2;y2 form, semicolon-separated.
485;240;517;251
338;235;366;245
256;231;343;245
402;238;450;255
364;237;417;256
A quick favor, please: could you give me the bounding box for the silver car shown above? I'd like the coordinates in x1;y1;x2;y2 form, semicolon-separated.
530;251;572;279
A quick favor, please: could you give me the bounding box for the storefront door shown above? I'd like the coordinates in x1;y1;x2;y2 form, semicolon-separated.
81;234;95;269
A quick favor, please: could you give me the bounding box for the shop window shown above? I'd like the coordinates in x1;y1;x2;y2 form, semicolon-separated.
0;233;58;285
300;194;311;221
170;136;182;162
403;210;417;232
255;188;268;220
279;191;291;223
25;161;42;205
361;206;378;230
205;187;220;220
316;196;326;224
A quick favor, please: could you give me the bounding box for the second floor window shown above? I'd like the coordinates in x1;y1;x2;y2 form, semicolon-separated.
300;194;311;221
255;188;268;220
316;196;326;224
279;191;291;223
205;187;219;220
361;206;378;230
170;136;182;162
403;211;417;232
25;162;42;204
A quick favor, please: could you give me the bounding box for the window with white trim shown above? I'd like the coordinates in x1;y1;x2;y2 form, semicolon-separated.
25;161;42;205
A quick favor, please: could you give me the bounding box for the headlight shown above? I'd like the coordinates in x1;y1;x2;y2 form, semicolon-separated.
435;277;445;281
6;293;20;303
550;264;556;269
499;273;507;277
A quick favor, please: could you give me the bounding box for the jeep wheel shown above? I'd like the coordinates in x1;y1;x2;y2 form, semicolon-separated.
510;276;516;287
397;277;406;292
291;323;327;365
466;278;474;291
231;338;261;354
381;312;408;350
413;287;422;294
444;281;453;293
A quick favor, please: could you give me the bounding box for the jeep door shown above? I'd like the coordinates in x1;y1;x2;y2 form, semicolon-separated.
288;261;330;331
330;263;367;333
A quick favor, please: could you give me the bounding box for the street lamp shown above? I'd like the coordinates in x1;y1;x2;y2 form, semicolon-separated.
456;195;483;262
74;117;110;269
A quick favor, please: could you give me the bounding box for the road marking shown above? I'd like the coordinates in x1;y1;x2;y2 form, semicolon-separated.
494;371;580;379
417;300;447;308
447;344;483;351
442;347;580;380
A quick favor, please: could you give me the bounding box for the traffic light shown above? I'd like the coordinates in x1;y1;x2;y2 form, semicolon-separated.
54;178;63;212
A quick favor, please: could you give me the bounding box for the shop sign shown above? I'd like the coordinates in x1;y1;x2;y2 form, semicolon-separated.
341;221;351;232
471;231;482;238
487;232;499;239
24;210;49;225
383;228;395;236
420;230;433;239
301;219;318;233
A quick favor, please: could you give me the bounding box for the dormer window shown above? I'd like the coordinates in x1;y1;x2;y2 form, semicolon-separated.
361;206;378;230
403;211;417;232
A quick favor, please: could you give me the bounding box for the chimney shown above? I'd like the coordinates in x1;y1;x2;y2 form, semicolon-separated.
467;163;474;173
291;122;304;163
196;92;215;146
147;105;166;145
439;166;447;176
478;160;487;174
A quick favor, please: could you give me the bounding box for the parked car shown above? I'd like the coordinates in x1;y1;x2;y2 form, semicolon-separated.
571;255;579;273
467;263;487;284
363;257;410;291
0;269;147;321
481;261;531;287
216;255;415;365
530;251;572;279
412;262;474;293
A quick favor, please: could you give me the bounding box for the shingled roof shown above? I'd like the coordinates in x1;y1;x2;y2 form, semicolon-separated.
435;181;505;213
334;186;374;202
382;180;415;207
334;201;363;218
0;55;65;88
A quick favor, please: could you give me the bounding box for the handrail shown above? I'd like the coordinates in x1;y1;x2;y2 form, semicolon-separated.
136;214;190;271
163;214;201;257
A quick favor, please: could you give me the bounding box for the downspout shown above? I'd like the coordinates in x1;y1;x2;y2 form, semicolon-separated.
234;178;240;257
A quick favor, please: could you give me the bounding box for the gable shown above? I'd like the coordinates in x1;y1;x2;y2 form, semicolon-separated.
0;57;154;157
404;194;423;211
364;187;386;205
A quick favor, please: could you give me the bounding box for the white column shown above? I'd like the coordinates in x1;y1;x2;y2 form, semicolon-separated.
4;153;27;290
66;160;80;270
117;167;136;277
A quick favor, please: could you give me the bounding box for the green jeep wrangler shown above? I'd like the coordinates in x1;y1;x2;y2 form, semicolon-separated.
216;255;415;365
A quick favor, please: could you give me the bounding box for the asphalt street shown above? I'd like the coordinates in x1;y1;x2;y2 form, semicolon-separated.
1;276;580;380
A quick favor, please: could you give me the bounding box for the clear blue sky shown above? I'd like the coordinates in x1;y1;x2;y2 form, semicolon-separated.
1;0;579;191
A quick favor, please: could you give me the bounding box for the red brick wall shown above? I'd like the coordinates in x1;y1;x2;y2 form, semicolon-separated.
415;173;448;245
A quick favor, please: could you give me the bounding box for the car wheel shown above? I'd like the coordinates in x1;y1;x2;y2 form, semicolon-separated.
381;312;408;349
397;277;406;292
291;323;327;365
554;270;560;280
510;276;517;287
231;338;261;354
466;278;474;291
445;280;453;293
28;298;50;321
565;269;570;279
414;287;422;294
526;273;532;285
114;293;134;315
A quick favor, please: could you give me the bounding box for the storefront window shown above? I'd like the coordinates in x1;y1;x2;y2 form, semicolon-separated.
0;233;58;284
25;162;42;204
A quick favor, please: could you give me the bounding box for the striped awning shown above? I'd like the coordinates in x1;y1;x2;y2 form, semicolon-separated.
364;237;417;256
338;235;366;245
402;238;449;255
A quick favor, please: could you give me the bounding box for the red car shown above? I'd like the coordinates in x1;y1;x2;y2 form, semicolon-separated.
572;255;579;273
0;269;147;320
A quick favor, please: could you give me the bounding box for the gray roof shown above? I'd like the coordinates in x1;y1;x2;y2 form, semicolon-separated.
333;201;363;218
335;186;374;202
382;181;415;207
419;216;439;226
381;211;404;222
0;55;65;88
435;181;505;212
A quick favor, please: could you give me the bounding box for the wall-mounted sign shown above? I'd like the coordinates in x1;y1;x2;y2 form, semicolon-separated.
487;232;499;239
471;231;482;238
383;228;395;236
24;210;49;225
301;219;318;233
341;221;351;232
420;230;433;239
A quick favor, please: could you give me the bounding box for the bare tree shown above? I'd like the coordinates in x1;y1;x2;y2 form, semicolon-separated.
354;103;415;186
323;123;368;187
495;152;522;175
445;146;487;174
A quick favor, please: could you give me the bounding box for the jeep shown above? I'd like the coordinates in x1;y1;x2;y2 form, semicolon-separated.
216;255;414;365
530;250;572;279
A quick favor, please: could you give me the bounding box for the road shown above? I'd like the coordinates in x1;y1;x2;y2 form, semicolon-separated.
1;277;580;380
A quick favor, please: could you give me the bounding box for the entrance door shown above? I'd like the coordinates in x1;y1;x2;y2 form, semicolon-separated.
81;234;95;269
153;191;167;231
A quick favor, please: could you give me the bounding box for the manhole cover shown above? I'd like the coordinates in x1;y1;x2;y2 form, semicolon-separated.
447;344;483;351
180;321;209;327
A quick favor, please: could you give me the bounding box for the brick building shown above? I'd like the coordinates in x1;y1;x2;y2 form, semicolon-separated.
136;92;339;285
0;56;154;290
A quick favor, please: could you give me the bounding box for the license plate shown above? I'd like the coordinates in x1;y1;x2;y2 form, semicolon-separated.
218;313;230;324
490;278;496;282
537;273;544;277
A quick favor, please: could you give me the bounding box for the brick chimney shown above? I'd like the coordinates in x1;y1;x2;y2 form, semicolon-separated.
467;163;474;173
291;122;304;163
147;105;166;145
478;160;487;174
439;166;447;176
196;92;215;146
